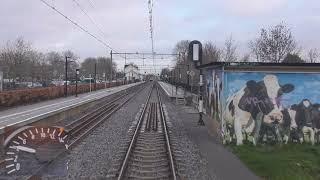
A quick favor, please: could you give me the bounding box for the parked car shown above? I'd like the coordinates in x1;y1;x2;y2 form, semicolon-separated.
82;78;94;83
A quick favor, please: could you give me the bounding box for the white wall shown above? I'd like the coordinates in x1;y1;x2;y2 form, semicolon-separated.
124;65;140;81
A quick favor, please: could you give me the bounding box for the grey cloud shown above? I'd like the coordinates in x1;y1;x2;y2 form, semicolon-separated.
1;0;320;72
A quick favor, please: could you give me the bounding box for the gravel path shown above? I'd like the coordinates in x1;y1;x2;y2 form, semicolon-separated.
161;98;217;180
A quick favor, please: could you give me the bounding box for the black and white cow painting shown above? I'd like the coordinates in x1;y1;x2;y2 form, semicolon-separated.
279;107;298;144
285;99;320;145
224;75;295;145
311;104;320;143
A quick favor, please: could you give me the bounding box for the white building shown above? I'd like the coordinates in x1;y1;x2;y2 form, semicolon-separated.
124;64;140;81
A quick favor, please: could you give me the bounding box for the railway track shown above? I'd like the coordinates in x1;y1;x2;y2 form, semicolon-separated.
114;83;176;180
0;85;136;170
18;82;148;179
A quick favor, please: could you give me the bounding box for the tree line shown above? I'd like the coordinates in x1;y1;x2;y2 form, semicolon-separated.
162;22;319;90
0;37;119;89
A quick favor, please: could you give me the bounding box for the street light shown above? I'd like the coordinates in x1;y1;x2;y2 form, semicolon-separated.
76;69;79;97
65;56;71;97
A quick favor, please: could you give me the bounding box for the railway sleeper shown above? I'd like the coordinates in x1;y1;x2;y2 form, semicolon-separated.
129;158;169;164
125;172;171;180
126;167;170;175
130;154;168;161
128;161;169;168
133;150;167;155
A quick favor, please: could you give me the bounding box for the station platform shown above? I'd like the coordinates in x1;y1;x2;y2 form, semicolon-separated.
158;81;187;98
0;82;143;133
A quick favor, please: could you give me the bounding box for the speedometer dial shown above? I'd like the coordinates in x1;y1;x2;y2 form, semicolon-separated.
4;126;69;176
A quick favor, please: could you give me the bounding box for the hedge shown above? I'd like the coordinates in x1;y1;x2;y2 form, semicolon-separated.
0;81;131;108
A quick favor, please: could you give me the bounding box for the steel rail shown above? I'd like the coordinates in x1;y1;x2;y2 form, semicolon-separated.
0;88;132;169
68;104;117;137
117;83;154;180
156;84;177;180
65;93;127;129
117;82;176;180
24;83;147;179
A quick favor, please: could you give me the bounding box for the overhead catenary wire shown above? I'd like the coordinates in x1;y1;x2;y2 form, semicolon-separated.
71;0;144;60
39;0;126;58
87;0;96;9
71;0;109;40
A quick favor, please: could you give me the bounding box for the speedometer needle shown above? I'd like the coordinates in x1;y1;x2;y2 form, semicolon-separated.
14;146;36;153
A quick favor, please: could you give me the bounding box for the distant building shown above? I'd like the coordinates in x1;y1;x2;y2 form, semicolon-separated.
124;64;140;81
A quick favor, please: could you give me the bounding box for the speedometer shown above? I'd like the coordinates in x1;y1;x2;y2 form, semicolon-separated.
4;126;69;176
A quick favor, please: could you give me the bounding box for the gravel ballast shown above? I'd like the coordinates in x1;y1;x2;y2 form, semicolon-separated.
42;83;153;179
161;100;217;180
1;82;257;180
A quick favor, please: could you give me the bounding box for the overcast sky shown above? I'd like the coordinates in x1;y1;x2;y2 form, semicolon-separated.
0;0;320;72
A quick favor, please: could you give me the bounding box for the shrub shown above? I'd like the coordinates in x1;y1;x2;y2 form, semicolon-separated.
0;81;129;108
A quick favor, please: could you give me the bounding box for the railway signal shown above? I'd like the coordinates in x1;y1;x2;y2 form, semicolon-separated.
188;40;205;126
76;69;80;97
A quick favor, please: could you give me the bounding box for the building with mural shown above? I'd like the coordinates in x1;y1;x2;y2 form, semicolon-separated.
200;62;320;145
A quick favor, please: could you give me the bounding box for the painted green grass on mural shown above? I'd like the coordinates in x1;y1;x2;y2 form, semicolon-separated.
229;144;320;180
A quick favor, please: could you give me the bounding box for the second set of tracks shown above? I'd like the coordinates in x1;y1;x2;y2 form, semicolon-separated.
1;82;178;179
25;82;146;179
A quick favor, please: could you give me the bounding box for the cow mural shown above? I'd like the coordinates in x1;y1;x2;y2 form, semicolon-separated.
282;99;320;145
205;69;222;122
223;75;294;145
220;72;320;145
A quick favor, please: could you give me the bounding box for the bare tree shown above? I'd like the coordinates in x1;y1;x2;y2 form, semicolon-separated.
0;37;33;82
172;40;198;87
249;23;297;63
282;53;305;63
223;36;237;62
46;51;64;80
308;48;319;63
97;57;116;81
81;57;97;78
203;41;222;63
0;37;127;89
81;57;116;81
172;40;190;63
240;53;251;62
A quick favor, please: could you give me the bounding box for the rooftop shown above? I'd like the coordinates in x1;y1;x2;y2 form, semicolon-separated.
198;62;320;72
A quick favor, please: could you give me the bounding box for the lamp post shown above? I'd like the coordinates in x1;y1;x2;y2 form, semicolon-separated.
75;69;79;97
65;56;71;97
89;74;92;92
94;63;97;91
103;73;106;88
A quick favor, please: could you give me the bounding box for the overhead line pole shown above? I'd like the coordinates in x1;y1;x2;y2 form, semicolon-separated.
94;62;97;91
110;50;113;82
65;56;69;97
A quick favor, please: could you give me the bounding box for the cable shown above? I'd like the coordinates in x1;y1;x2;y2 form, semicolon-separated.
87;0;95;9
39;0;125;58
71;0;111;45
